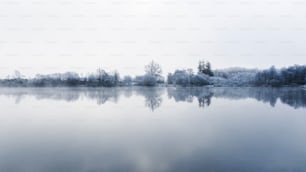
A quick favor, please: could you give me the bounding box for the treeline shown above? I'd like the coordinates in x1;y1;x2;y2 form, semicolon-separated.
0;61;305;87
167;62;306;87
0;71;120;87
254;65;306;86
167;61;212;86
0;61;165;87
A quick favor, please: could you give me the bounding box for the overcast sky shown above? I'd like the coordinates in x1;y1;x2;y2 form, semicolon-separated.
0;0;306;78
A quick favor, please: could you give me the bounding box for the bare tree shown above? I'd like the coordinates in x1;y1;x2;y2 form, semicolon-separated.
145;61;162;77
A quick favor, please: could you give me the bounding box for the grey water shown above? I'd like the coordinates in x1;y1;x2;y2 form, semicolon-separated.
0;87;306;172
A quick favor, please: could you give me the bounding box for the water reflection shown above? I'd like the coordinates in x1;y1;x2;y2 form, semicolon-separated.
136;87;163;111
1;87;306;172
0;87;305;109
167;87;213;108
212;87;306;109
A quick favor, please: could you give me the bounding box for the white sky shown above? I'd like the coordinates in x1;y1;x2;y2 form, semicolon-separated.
0;0;306;78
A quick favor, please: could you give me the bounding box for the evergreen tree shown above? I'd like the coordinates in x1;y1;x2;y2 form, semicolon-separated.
198;60;214;76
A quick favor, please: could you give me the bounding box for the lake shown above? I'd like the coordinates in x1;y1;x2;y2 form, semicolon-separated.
0;87;306;172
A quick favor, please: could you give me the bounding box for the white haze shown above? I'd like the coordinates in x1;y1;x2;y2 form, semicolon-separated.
0;0;306;78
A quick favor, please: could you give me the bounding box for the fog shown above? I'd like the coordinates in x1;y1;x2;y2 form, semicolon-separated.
1;0;306;77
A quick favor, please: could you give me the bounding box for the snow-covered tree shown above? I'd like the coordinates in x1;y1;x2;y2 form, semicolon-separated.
122;75;133;86
142;61;163;86
145;61;162;77
167;69;210;86
198;60;214;76
143;74;157;86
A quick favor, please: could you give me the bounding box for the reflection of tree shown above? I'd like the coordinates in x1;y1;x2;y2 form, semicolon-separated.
0;87;305;109
0;88;81;103
167;87;213;108
198;92;213;108
86;88;120;105
123;87;133;98
136;87;163;111
0;88;122;105
279;89;306;109
167;87;196;102
145;96;162;111
213;87;306;109
167;87;306;109
14;95;24;104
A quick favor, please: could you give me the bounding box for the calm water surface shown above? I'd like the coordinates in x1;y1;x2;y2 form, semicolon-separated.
0;87;306;172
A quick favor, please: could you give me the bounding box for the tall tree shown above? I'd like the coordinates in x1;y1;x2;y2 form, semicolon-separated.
145;61;162;77
198;60;206;74
143;61;163;86
198;60;214;76
206;62;214;76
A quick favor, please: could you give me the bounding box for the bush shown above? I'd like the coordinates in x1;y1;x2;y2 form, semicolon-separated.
143;75;157;86
191;74;210;86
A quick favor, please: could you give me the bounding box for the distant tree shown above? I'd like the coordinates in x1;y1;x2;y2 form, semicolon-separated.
132;76;142;85
254;65;306;86
2;63;305;88
122;75;133;86
96;68;106;85
187;68;194;85
167;73;174;84
14;70;22;79
145;61;162;77
267;66;281;86
62;72;80;86
198;61;205;74
198;60;214;76
114;71;120;85
167;69;210;86
206;62;214;76
143;74;157;86
143;61;163;86
172;70;189;86
191;74;210;86
84;68;119;87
